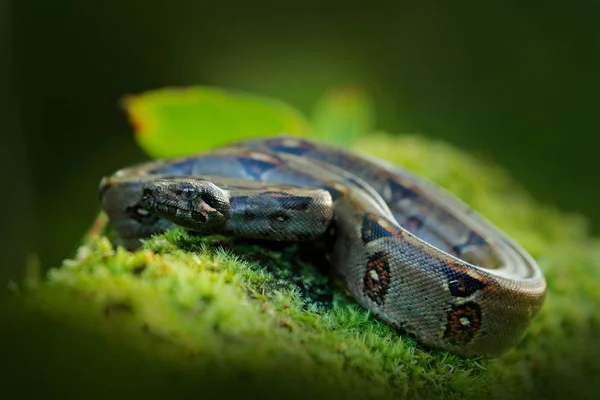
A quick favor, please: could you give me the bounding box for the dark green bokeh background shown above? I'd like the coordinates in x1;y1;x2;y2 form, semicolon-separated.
4;1;599;286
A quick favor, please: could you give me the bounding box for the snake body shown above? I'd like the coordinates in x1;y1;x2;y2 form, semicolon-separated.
99;136;546;357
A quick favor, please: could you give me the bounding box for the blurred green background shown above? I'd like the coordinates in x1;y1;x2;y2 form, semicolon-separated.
4;1;599;285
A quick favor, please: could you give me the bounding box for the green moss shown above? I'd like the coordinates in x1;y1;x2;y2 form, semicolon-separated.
5;133;599;399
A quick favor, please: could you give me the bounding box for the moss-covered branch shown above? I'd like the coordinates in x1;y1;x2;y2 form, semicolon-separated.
4;134;599;399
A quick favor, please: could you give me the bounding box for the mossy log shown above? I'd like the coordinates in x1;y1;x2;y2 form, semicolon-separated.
3;134;599;399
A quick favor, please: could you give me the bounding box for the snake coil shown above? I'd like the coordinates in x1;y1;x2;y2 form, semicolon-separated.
100;136;546;357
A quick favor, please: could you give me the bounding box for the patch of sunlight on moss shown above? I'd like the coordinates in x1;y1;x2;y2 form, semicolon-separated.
16;132;600;399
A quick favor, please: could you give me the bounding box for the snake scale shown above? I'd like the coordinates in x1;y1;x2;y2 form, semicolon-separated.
99;136;546;357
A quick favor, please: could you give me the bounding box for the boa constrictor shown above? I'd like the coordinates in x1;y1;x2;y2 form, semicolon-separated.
99;136;546;357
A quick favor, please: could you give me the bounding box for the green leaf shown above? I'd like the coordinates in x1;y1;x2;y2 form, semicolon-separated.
122;86;311;158
311;85;374;145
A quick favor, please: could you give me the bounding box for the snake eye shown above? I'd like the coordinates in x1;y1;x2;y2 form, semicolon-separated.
181;184;199;201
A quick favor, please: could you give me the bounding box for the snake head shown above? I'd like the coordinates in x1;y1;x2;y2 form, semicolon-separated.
139;177;231;232
100;174;175;249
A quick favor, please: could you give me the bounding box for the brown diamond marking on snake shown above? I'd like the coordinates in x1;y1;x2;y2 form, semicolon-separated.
361;213;403;244
443;302;482;345
387;178;418;202
237;154;278;179
363;251;392;306
260;191;314;211
452;230;489;256
441;262;487;298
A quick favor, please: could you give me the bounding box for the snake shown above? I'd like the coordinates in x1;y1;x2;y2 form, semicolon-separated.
99;135;546;357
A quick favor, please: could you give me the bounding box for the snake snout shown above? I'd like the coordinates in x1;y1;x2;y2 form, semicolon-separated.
142;184;158;198
138;183;165;211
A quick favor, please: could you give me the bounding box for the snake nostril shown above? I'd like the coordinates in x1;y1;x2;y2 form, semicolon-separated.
142;186;155;197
